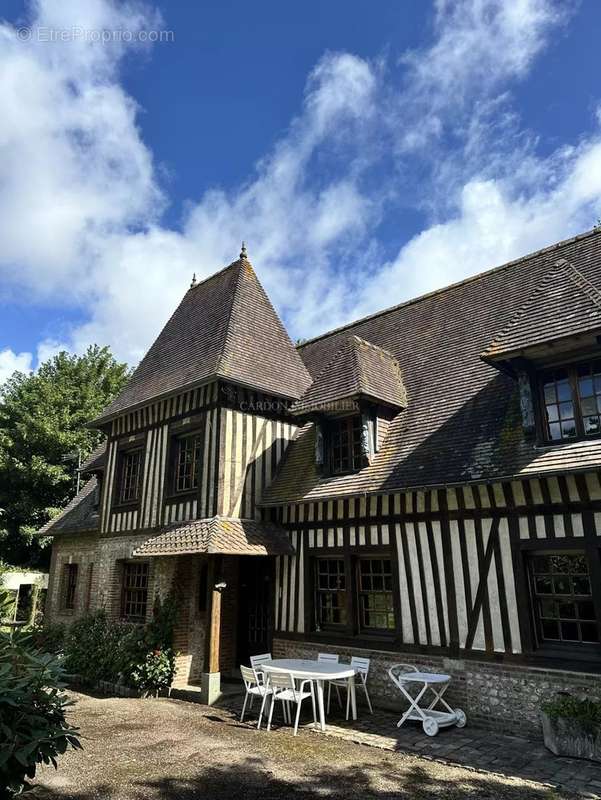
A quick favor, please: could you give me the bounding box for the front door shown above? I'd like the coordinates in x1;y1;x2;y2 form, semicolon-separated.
237;557;274;665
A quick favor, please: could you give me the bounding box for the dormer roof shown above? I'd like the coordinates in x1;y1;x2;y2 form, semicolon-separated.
290;335;407;417
93;253;312;425
481;258;601;364
262;228;601;506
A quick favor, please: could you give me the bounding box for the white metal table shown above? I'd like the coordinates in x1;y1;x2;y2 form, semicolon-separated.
261;658;357;731
389;667;467;737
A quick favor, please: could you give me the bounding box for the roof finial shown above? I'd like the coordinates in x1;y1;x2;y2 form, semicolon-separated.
240;241;248;260
190;273;197;288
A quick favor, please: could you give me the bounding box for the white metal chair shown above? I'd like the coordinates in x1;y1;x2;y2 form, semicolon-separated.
250;652;272;683
317;652;339;663
327;656;373;717
260;671;317;736
239;665;273;725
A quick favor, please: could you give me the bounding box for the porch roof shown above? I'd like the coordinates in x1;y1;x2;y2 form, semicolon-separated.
132;516;294;558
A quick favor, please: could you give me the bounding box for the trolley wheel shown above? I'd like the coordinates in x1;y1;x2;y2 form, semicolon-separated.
423;717;439;737
454;708;467;728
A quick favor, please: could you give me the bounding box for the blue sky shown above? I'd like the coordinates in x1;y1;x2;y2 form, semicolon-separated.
1;0;601;381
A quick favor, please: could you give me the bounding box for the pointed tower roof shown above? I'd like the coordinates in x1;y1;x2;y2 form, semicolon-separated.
481;258;601;363
93;251;312;424
290;335;407;416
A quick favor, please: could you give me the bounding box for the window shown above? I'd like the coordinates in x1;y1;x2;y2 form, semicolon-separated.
175;432;202;493
529;552;598;645
330;416;363;474
357;558;395;632
121;562;149;621
541;360;601;442
62;563;78;610
314;558;347;629
85;563;94;611
119;449;143;503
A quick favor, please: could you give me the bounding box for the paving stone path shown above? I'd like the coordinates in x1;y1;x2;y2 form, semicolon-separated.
302;706;601;798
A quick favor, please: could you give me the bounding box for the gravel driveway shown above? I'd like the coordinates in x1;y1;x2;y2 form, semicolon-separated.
31;691;566;800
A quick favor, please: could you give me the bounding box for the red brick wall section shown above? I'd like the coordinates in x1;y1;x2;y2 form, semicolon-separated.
47;534;242;689
170;555;240;687
273;637;601;738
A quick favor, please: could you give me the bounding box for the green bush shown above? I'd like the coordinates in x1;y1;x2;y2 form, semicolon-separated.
542;694;601;733
61;595;177;691
0;590;81;796
30;622;66;654
63;611;146;684
131;648;176;696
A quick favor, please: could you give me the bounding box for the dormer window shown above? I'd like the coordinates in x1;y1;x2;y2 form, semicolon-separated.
330;416;363;474
289;335;407;477
540;360;601;442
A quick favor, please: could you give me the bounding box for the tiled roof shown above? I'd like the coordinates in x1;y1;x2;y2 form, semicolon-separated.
482;258;601;362
38;478;99;535
93;254;311;424
262;228;601;504
132;516;294;557
290;335;407;416
80;442;107;474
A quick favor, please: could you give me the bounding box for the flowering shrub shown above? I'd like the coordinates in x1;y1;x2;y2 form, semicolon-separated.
131;648;176;696
55;595;177;691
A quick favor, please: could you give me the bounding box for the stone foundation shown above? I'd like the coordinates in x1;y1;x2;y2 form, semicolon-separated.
273;637;601;738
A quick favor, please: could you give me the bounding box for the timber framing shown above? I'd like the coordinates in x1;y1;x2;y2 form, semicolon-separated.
43;232;601;700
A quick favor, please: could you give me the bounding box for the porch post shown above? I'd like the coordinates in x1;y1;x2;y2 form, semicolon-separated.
200;555;223;705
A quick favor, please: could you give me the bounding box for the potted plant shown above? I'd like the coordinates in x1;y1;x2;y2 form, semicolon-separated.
541;692;601;762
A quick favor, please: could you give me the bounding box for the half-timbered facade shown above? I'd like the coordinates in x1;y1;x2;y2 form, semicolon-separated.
43;231;601;733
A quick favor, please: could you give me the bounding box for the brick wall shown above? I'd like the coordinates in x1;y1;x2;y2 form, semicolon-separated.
46;535;99;624
48;534;243;689
273;637;601;738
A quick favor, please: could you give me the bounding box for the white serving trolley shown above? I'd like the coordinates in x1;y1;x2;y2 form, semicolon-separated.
388;664;467;737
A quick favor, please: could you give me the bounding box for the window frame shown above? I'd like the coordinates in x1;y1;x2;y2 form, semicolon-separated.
309;548;399;642
116;447;144;506
518;540;601;663
61;563;78;612
328;415;364;476
120;561;150;622
313;556;349;632
355;556;396;635
173;430;203;495
538;359;601;444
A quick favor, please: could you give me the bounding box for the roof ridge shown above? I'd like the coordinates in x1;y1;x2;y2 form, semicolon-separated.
559;258;601;309
188;257;244;294
352;335;399;363
298;227;601;351
215;259;247;378
481;259;565;357
304;334;356;392
350;336;368;395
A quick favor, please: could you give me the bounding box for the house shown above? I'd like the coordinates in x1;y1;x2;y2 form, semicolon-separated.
42;232;601;736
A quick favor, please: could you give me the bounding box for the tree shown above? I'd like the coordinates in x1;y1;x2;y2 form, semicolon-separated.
0;346;129;567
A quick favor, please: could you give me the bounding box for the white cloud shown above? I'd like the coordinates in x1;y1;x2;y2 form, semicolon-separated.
0;0;162;298
0;349;33;385
356;139;601;319
1;0;600;367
